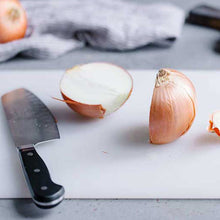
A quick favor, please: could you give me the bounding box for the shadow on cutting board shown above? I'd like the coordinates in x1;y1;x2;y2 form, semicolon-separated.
115;124;172;149
49;104;97;124
117;125;149;147
13;199;52;218
194;132;220;148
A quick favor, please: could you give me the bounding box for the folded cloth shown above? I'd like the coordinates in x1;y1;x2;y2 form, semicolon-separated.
0;0;185;62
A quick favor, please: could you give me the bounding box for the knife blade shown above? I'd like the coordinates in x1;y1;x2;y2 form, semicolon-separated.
2;88;64;208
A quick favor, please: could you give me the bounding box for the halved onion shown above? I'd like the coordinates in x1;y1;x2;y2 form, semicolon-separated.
149;68;196;144
60;63;133;118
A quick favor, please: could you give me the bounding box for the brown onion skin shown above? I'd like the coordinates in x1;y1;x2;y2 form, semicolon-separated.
208;112;220;136
0;0;27;43
149;68;196;144
61;92;106;118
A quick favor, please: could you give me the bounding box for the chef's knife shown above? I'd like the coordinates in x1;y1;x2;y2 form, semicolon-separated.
1;88;64;209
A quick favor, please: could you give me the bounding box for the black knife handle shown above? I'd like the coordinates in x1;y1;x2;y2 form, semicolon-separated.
187;5;220;30
18;146;65;209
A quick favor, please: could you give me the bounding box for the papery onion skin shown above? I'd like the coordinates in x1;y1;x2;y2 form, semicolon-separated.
61;92;106;118
149;68;196;144
208;112;220;136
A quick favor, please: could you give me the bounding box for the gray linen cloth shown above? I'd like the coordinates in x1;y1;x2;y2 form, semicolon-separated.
0;0;185;62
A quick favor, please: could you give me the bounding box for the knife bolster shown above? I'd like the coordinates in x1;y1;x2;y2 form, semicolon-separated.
18;144;35;150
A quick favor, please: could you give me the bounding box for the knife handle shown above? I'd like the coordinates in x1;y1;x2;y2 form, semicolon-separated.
18;146;65;209
187;5;220;30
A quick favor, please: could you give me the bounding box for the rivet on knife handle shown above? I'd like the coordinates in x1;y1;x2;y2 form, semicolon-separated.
18;145;64;208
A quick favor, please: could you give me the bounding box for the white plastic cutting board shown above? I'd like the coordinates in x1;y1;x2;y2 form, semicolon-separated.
0;69;220;199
